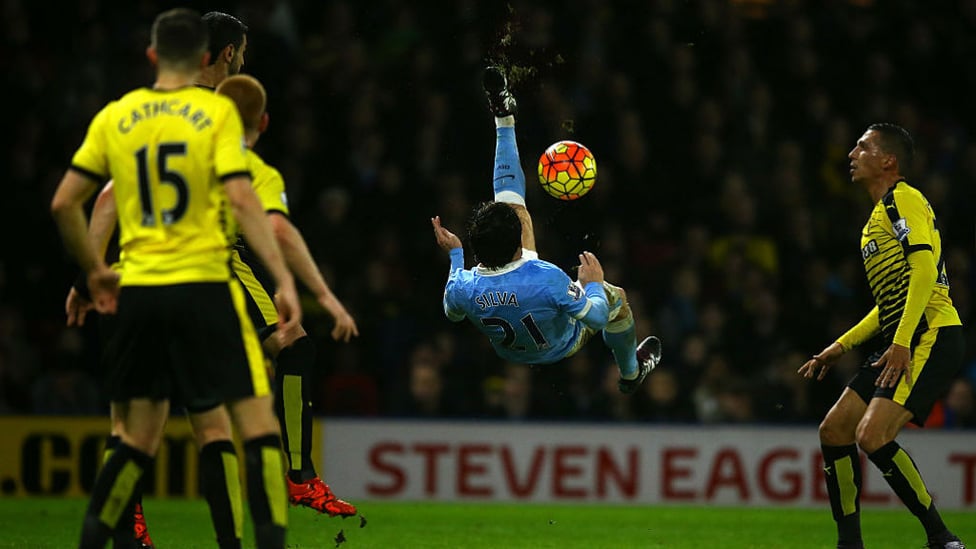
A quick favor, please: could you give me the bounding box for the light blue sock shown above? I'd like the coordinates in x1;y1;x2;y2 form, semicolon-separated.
603;321;638;379
493;121;526;205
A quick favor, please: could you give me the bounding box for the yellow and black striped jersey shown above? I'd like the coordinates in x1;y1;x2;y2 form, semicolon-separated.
224;149;289;245
228;149;290;329
71;86;250;286
247;149;289;217
859;180;960;344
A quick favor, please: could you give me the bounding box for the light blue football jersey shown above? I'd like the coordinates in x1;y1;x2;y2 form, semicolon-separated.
443;248;608;365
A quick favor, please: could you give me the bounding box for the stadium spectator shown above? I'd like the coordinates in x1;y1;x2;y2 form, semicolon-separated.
941;378;976;429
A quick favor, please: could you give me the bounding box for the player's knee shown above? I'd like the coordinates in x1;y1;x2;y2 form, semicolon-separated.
190;411;234;447
194;427;233;447
229;395;280;440
818;416;854;446
854;420;892;454
120;432;162;456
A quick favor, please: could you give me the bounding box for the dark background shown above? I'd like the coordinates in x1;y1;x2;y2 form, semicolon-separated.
2;0;975;426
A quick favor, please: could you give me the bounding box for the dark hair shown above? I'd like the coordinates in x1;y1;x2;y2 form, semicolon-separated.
202;11;248;66
151;8;208;66
867;122;914;173
467;202;522;268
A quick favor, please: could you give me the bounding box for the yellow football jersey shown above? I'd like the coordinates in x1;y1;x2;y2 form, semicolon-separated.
247;149;289;216
859;180;960;342
71;86;250;286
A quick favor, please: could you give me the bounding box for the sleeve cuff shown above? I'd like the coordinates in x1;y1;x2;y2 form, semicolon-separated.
449;247;464;270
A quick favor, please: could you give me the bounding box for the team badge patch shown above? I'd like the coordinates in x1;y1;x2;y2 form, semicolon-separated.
567;283;583;300
892;218;911;241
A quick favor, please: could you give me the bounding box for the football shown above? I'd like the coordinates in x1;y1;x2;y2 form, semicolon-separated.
537;140;597;200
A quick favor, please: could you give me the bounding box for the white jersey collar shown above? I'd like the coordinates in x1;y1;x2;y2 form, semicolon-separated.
475;249;538;276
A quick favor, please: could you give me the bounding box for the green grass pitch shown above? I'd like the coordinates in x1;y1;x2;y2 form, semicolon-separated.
0;498;972;548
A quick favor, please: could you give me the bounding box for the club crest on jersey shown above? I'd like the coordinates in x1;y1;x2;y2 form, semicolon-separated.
567;283;583;301
892;218;910;241
475;291;519;310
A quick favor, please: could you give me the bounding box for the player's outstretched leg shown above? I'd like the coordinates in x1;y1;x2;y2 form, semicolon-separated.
484;67;525;206
276;336;357;518
615;334;660;394
598;288;660;394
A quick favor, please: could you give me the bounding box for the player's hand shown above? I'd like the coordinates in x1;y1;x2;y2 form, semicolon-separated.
87;266;120;315
274;279;303;336
65;287;94;327
798;342;845;381
321;299;359;343
431;216;462;251
576;251;605;286
872;343;912;388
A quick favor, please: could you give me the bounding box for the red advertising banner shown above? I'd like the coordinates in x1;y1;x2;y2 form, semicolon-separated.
321;421;976;509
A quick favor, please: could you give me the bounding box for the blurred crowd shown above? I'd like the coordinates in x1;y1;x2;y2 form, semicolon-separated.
2;0;975;427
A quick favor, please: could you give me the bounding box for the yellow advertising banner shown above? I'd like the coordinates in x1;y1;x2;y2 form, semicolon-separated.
0;416;321;499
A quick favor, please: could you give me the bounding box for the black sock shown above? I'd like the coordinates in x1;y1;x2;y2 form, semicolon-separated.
867;441;951;541
103;435;144;549
274;336;317;483
822;444;863;548
200;440;243;549
244;434;287;549
80;443;153;549
103;435;121;464
111;506;137;549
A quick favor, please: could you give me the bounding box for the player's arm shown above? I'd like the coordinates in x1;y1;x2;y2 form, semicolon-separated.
51;171;118;313
89;181;117;259
442;256;468;323
889;192;939;349
225;176;301;332
562;251;609;330
799;307;880;381
65;180;118;325
892;249;937;347
872;249;938;388
431;216;467;321
509;204;536;252
836;306;881;352
269;213;359;342
575;285;610;330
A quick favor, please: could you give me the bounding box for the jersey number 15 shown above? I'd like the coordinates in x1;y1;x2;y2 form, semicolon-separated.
136;143;189;227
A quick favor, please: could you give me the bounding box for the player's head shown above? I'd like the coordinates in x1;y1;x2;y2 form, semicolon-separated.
215;74;268;134
149;8;209;71
202;11;248;75
849;122;914;183
468;202;521;269
866;122;914;173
